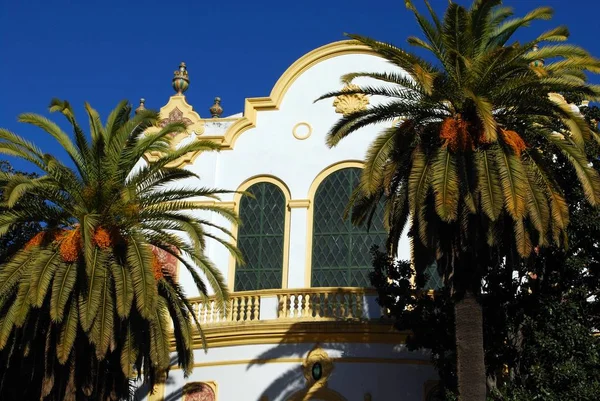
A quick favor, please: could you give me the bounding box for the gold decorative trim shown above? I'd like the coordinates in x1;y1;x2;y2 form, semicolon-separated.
185;200;236;210
304;160;365;287
170;355;429;370
180;40;378;165
227;175;292;290
333;84;369;116
292;122;313;140
303;346;333;388
288;199;311;209
217;201;236;210
144;95;206;167
184;320;407;349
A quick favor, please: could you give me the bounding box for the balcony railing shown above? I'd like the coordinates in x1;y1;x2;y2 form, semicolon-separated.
188;287;385;326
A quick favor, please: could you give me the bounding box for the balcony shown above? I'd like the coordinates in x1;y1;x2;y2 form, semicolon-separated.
185;288;403;348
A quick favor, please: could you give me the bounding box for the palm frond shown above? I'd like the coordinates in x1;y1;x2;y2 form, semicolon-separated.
50;263;77;322
431;146;459;222
127;236;156;319
408;146;431;215
89;267;114;359
56;300;78;364
110;258;134;319
494;146;526;220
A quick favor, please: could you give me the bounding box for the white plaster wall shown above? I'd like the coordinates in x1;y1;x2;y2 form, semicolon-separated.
176;52;412;296
137;342;437;401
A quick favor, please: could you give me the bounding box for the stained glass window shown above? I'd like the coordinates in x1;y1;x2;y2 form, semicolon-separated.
234;182;285;291
311;168;387;287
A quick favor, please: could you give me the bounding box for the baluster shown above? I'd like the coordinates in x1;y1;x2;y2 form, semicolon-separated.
323;293;329;318
241;297;248;321
233;297;240;321
292;294;299;318
192;302;199;323
296;294;303;318
227;298;234;321
347;293;354;319
203;299;209;323
356;293;364;319
314;293;321;319
198;302;205;324
277;294;285;318
297;294;302;318
304;293;312;318
251;296;259;321
287;295;293;318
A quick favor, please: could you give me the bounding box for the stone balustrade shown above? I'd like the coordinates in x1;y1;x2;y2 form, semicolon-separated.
188;287;384;326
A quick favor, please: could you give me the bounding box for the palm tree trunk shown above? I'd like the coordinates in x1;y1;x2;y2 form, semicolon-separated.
455;291;486;401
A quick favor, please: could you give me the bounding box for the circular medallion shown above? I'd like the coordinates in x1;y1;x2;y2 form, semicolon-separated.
292;122;312;140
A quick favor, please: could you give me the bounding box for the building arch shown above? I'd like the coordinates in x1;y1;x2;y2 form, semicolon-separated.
184;41;380;165
228;175;292;291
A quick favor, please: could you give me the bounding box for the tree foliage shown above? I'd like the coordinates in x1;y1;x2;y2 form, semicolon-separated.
0;100;241;400
318;1;600;399
370;105;600;401
0;161;42;264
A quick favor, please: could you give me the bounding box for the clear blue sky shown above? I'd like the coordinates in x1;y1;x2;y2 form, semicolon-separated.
1;0;598;173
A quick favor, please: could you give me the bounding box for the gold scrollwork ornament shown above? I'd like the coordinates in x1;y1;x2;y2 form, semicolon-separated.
303;347;334;389
332;84;369;116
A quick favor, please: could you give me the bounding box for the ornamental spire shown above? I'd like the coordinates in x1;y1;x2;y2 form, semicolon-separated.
172;62;189;95
530;44;544;68
209;97;223;118
135;98;146;114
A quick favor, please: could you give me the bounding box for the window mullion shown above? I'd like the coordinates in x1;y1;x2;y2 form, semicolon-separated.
257;185;265;289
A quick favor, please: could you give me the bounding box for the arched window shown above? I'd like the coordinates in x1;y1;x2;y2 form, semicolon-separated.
311;168;387;287
234;182;286;291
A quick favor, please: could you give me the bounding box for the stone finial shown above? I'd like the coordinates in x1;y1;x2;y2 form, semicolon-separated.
172;62;189;95
530;44;544;68
209;97;223;118
135;98;146;114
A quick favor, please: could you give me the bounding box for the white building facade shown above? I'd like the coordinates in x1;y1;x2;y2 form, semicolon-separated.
141;41;440;401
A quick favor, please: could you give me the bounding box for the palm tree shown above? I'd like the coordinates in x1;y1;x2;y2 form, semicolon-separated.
0;99;241;400
318;1;600;400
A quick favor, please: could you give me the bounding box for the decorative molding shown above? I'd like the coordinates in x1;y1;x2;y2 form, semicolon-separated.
144;95;206;166
170;355;430;370
288;199;310;209
159;106;194;129
186;200;236;210
302;346;333;388
180;320;409;350
217;201;236;210
175;41;379;166
333;84;369;116
292;122;313;140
